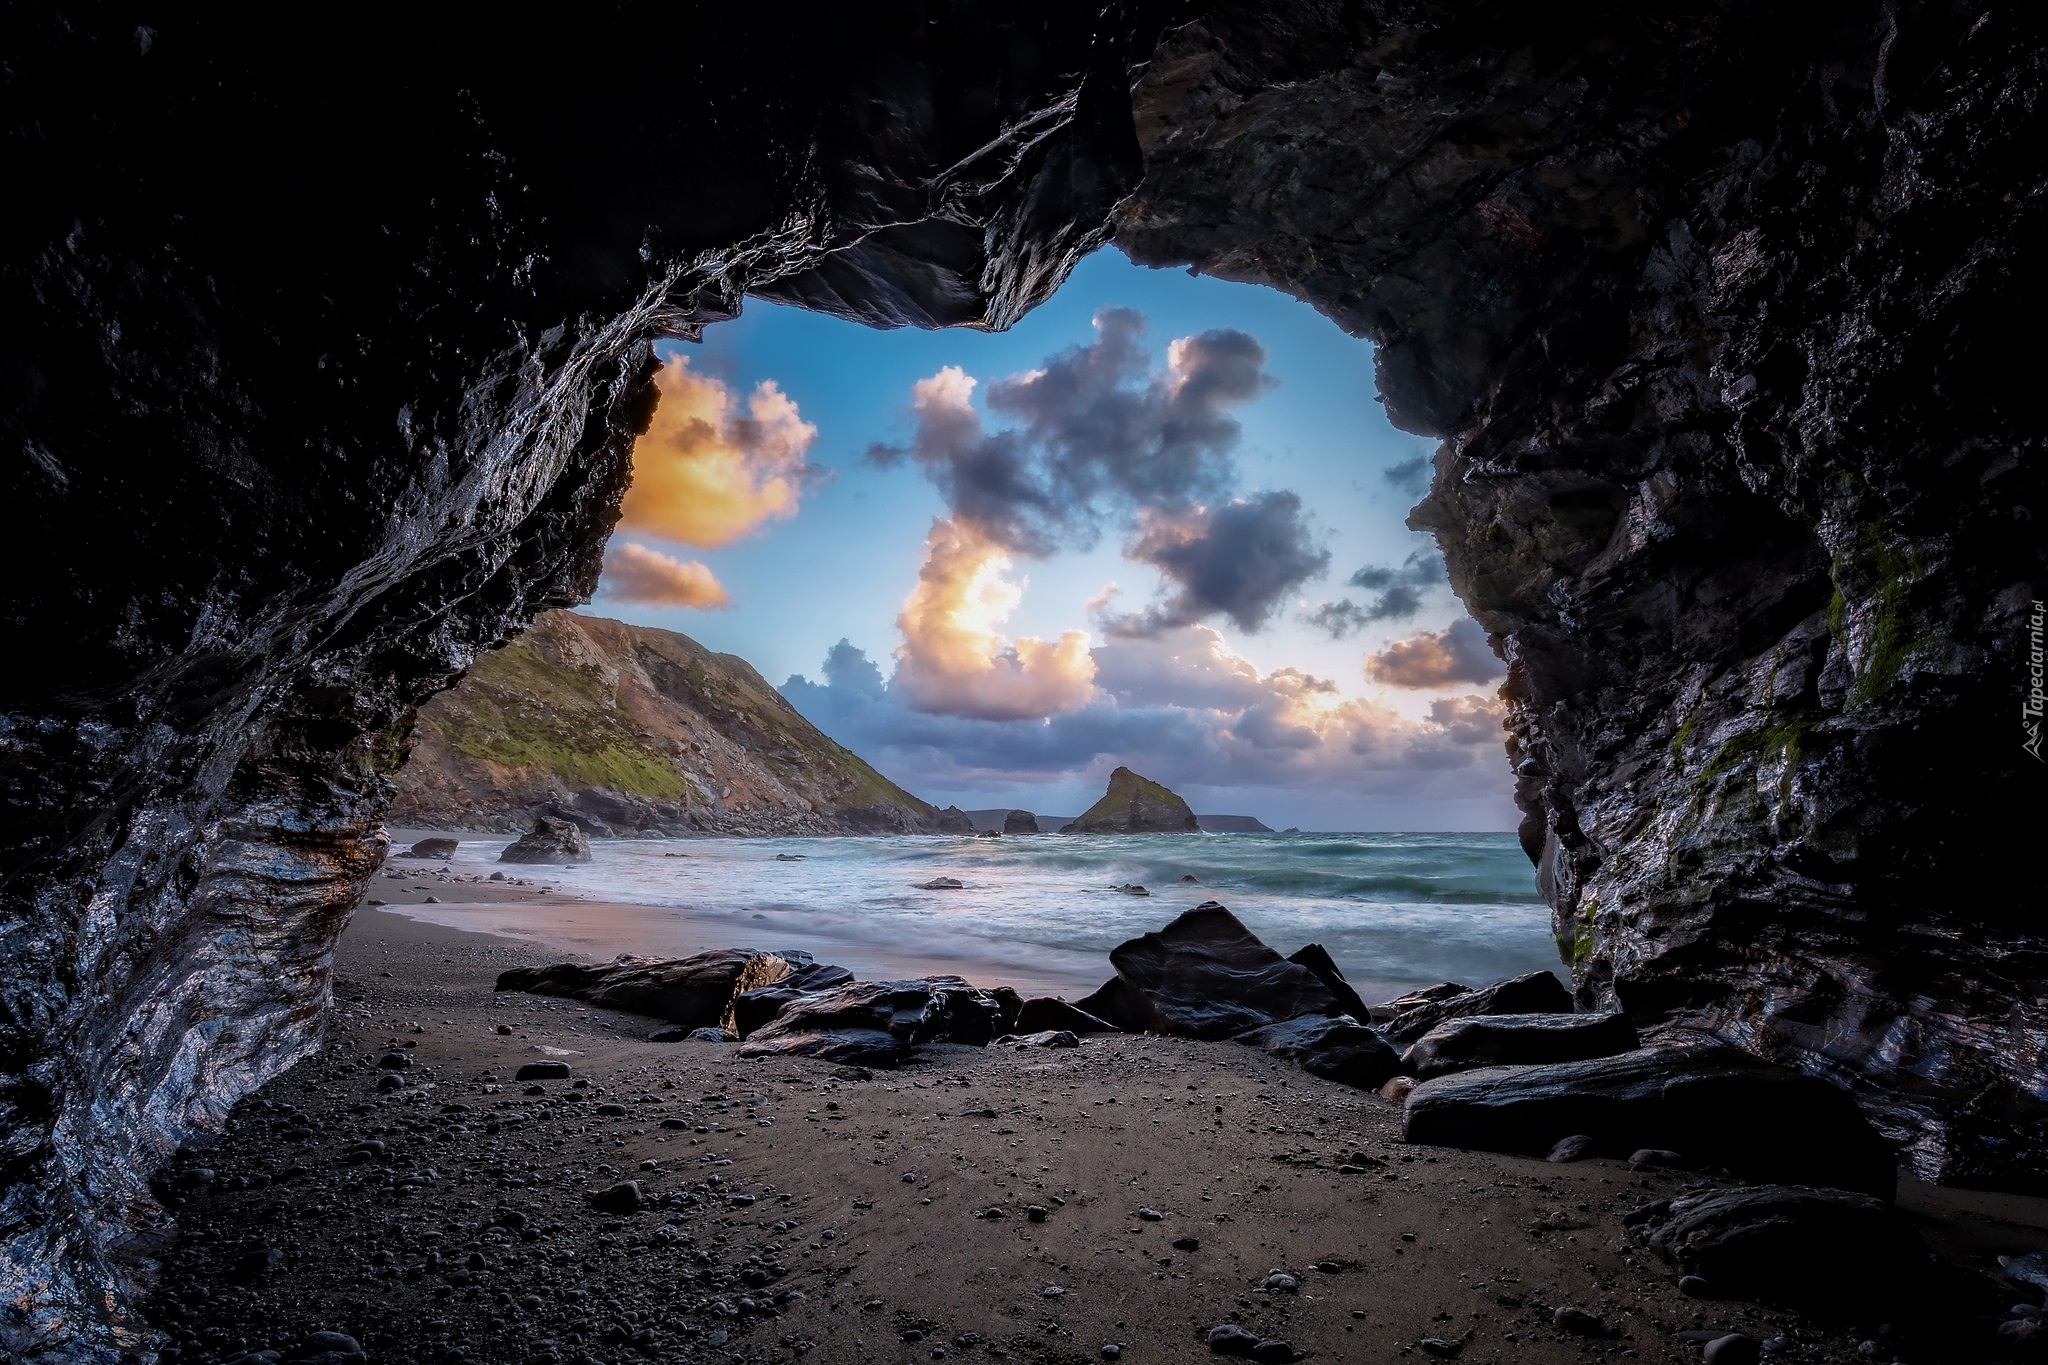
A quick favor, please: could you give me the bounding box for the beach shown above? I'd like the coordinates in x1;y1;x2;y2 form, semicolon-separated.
138;864;2048;1365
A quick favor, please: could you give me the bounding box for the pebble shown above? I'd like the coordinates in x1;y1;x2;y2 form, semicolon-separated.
1207;1323;1261;1356
595;1102;628;1116
1679;1274;1716;1298
1627;1147;1687;1170
1261;1271;1298;1293
1553;1307;1607;1336
1251;1339;1296;1363
1027;1205;1047;1223
495;1024;512;1035
376;1052;412;1071
515;1061;571;1081
1042;1285;1064;1298
375;1074;403;1092
1138;1207;1164;1221
587;1181;643;1214
1379;1076;1416;1103
1173;1236;1200;1251
1418;1340;1462;1359
1705;1334;1762;1365
1102;1346;1122;1361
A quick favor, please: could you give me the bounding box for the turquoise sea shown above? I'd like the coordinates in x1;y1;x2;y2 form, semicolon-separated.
383;831;1561;1005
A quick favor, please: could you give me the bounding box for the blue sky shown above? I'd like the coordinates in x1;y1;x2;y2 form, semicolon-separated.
592;248;1517;830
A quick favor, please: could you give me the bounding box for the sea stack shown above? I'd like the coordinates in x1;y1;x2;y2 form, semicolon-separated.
1060;767;1199;834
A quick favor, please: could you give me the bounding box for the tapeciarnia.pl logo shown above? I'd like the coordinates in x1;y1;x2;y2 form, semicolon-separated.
2027;598;2046;762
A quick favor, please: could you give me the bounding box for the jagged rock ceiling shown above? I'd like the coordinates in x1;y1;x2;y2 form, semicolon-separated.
3;0;2042;1356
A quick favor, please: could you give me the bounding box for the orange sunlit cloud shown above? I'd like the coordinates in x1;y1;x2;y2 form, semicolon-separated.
599;541;731;609
618;354;817;547
890;517;1097;721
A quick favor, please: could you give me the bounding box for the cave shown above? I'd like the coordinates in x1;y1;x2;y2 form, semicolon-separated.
4;1;2043;1356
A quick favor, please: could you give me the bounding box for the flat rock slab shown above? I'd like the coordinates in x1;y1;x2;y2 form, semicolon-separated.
496;949;758;1027
1099;903;1339;1040
737;977;1006;1065
1381;971;1572;1045
1234;1015;1400;1091
1402;1044;1898;1199
1401;1011;1640;1079
1635;1185;1936;1312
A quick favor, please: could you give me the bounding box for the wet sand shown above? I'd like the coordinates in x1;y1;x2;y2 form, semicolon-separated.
141;874;2048;1365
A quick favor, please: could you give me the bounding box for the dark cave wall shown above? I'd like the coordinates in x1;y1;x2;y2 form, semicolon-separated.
0;5;1158;1356
1118;0;2047;1187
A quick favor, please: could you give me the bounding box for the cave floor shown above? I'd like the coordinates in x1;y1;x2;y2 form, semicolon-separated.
137;908;2043;1365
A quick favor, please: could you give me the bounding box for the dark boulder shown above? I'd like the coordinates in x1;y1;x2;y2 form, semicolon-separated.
738;977;1008;1065
586;1180;644;1214
933;806;978;835
1285;943;1372;1023
514;1061;571;1081
499;816;593;865
1634;1185;1935;1312
920;877;965;890
1402;1044;1897;1199
1072;976;1158;1034
399;838;458;859
1002;810;1041;835
1002;1029;1079;1049
496;949;756;1027
1400;1012;1639;1079
1234;1016;1401;1091
1098;904;1339;1040
1380;971;1573;1045
1013;997;1120;1035
721;953;852;1037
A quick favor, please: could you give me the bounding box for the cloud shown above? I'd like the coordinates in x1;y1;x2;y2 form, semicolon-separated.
597;542;731;609
889;518;1098;721
1111;491;1331;635
1302;548;1446;638
871;308;1275;555
780;634;1508;805
1383;455;1431;497
618;353;818;547
1367;617;1505;688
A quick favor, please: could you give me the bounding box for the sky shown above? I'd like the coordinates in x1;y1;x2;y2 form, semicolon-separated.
589;247;1517;831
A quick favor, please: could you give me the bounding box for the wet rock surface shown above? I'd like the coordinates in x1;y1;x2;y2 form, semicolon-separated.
1119;0;2048;1190
495;950;758;1027
496;817;593;866
736;978;1007;1066
1380;972;1575;1047
1401;1012;1641;1080
1096;904;1340;1041
1403;1044;1898;1199
1233;1017;1401;1093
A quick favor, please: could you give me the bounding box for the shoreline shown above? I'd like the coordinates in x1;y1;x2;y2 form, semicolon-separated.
136;876;2048;1365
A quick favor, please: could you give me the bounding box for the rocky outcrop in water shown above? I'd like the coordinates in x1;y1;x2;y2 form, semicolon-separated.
1059;766;1200;834
393;610;953;836
0;5;1162;1353
1119;0;2047;1188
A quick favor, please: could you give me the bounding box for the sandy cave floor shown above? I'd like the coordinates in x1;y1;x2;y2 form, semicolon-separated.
134;879;2048;1365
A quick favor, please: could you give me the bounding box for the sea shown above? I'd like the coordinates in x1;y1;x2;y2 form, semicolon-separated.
379;831;1561;1005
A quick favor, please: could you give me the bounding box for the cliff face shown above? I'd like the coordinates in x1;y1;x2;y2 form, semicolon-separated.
1118;0;2046;1188
0;6;1159;1355
1062;766;1202;834
392;611;948;836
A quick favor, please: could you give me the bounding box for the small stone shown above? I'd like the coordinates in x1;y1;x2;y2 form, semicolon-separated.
1418;1340;1462;1359
863;1299;885;1312
1547;1133;1598;1163
729;1193;756;1207
1102;1346;1122;1361
1679;1275;1715;1298
920;877;965;890
1027;1205;1047;1223
1138;1207;1164;1221
375;1074;403;1093
522;1084;545;1096
1704;1335;1763;1365
1207;1323;1261;1356
595;1102;628;1116
1379;1076;1416;1103
1553;1307;1606;1336
1173;1236;1200;1251
1251;1340;1296;1364
301;1332;361;1356
586;1180;643;1214
1999;1319;2046;1347
376;1052;412;1071
903;1171;919;1182
496;1024;513;1035
1042;1285;1064;1298
1261;1271;1298;1293
515;1061;571;1081
982;1206;1004;1220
